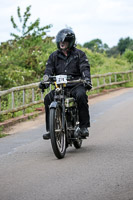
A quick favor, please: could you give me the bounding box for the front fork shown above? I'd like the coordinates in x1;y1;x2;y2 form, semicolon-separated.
53;87;66;133
61;95;66;132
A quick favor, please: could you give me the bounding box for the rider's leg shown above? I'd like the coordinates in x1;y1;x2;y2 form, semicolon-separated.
71;85;90;137
43;90;54;139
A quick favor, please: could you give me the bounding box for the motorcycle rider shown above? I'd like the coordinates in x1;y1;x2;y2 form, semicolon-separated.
39;28;92;139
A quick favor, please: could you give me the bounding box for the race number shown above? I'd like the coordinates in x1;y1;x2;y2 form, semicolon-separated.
56;75;67;84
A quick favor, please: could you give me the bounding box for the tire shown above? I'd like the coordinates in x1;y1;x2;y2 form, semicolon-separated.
49;107;66;159
73;139;82;149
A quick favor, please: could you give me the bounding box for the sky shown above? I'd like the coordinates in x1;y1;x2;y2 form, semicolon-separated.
0;0;133;47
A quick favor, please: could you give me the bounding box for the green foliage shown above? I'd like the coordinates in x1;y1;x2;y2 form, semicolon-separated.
0;37;132;90
10;5;52;40
117;37;133;54
123;49;133;63
1;4;132;123
0;5;133;90
83;37;133;57
106;46;119;57
0;126;8;138
0;5;56;90
0;133;8;138
106;37;133;57
0;36;56;89
83;39;109;53
78;46;131;75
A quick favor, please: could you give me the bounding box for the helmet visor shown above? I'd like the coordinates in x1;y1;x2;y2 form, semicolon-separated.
56;32;67;43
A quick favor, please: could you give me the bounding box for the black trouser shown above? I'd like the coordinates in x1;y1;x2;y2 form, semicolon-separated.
44;85;90;131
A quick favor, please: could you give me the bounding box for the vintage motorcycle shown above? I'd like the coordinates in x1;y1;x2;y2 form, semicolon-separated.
41;74;89;159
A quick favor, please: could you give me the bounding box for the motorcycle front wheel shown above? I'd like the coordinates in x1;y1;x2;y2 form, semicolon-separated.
49;107;66;159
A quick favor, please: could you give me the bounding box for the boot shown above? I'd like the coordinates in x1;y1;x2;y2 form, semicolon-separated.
80;127;89;137
43;132;50;140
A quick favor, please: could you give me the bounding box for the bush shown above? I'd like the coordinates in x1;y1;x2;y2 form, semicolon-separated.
0;37;56;90
0;37;132;90
123;49;133;63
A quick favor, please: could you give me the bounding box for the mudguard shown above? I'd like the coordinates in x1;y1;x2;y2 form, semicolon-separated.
49;101;58;109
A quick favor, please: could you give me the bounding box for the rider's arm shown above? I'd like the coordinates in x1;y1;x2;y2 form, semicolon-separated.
44;53;55;76
78;50;92;90
39;53;55;91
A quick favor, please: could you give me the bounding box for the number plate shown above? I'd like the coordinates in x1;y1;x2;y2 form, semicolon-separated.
56;75;67;84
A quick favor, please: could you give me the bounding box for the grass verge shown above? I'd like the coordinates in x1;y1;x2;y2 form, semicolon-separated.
0;126;8;138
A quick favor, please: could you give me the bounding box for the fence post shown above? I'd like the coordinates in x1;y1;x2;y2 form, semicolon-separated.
127;72;130;81
12;91;14;109
97;77;99;87
32;88;35;102
103;77;106;85
11;91;15;117
115;74;117;82
122;74;124;81
109;75;111;84
23;89;25;115
0;96;1;112
97;77;100;93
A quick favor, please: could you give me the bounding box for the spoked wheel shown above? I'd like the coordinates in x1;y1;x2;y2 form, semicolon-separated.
49;107;66;159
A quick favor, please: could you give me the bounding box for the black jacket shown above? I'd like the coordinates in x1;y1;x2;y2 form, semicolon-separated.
44;47;91;86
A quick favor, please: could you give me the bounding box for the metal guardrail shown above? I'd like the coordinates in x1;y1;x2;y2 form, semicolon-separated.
0;70;133;116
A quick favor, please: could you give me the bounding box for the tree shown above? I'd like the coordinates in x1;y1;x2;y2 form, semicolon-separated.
117;37;133;54
10;5;52;40
123;49;133;63
106;46;119;57
83;39;109;52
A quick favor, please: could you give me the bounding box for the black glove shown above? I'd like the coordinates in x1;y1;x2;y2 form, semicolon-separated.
84;78;92;90
39;81;49;92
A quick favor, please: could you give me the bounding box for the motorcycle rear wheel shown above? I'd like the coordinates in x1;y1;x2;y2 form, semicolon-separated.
49;107;66;159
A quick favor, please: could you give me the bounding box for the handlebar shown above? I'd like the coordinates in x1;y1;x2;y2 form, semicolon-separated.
41;75;85;85
42;79;85;85
40;75;92;91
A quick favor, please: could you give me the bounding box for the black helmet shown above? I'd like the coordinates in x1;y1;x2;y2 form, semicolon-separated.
56;28;76;50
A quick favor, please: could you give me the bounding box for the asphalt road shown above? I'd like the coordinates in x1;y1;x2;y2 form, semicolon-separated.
0;88;133;200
